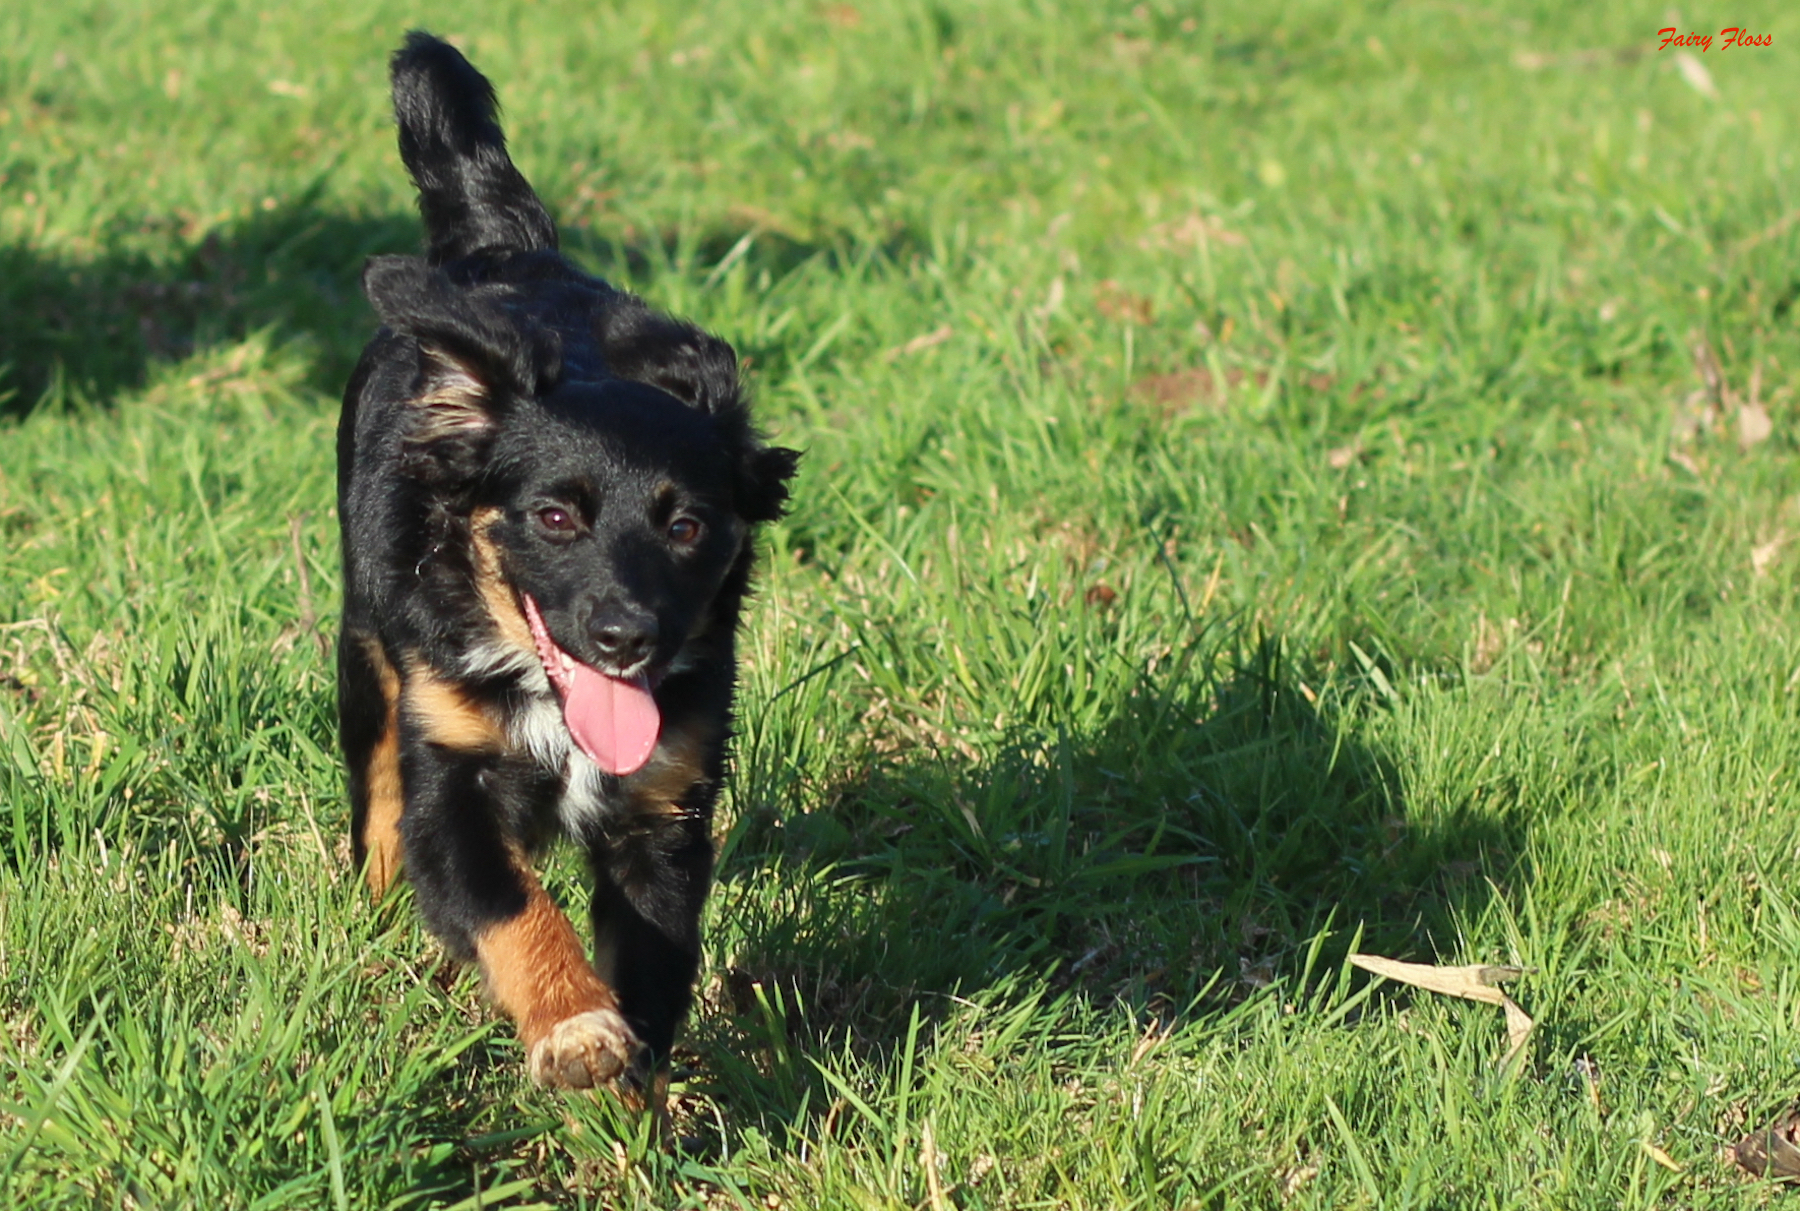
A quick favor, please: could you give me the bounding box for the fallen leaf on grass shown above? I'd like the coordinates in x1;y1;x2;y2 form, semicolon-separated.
1674;52;1718;99
1139;213;1246;252
1640;1140;1683;1173
1739;403;1773;450
1130;367;1242;413
1095;280;1154;325
1240;954;1277;991
1350;954;1534;1064
1349;955;1523;1004
1279;1160;1319;1197
1740;362;1772;451
1732;1109;1800;1182
1752;536;1784;578
1499;998;1533;1064
882;325;953;361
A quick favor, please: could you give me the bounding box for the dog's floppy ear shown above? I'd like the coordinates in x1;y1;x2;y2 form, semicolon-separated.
595;301;742;416
737;444;801;523
362;256;560;447
591;289;796;519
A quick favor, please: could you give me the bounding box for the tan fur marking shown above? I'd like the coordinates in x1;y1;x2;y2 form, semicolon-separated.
360;638;405;898
405;345;493;442
404;662;506;752
623;724;715;821
469;507;535;654
476;861;618;1047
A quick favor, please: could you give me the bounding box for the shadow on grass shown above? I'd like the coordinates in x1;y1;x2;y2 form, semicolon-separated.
0;202;412;414
0;199;905;416
701;629;1528;1135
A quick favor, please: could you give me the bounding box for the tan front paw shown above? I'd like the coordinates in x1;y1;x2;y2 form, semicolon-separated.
528;1008;641;1090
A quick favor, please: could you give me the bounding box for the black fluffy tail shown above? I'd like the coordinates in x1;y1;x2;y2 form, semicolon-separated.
390;32;558;265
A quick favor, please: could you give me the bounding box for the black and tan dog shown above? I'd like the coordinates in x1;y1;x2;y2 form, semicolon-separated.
337;32;797;1093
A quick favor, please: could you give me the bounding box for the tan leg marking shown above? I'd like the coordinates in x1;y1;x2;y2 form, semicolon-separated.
403;660;506;753
360;638;405;898
620;722;715;822
475;860;641;1089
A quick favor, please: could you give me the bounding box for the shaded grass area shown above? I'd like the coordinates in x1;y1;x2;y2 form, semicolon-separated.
5;0;1800;1205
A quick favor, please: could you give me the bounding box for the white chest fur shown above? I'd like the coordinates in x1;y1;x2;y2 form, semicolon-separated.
507;690;617;832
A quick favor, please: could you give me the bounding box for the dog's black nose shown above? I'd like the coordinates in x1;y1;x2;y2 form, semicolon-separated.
585;602;659;669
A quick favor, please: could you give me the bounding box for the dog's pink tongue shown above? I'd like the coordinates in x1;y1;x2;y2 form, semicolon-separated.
563;663;660;776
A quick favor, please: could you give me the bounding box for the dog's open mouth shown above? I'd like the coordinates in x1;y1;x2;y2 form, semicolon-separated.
522;595;660;776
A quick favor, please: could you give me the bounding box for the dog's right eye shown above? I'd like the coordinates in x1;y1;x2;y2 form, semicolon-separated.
537;507;576;534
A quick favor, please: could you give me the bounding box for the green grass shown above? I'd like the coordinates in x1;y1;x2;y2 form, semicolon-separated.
5;0;1800;1204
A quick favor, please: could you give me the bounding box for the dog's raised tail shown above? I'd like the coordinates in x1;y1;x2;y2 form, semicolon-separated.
390;32;557;265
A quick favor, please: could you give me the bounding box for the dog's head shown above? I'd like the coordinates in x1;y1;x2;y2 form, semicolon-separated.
363;256;798;772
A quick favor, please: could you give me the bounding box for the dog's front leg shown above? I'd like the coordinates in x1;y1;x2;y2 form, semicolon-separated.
398;692;644;1091
588;806;713;1066
472;854;644;1090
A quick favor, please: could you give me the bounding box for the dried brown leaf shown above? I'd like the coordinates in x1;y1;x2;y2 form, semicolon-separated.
1130;368;1243;414
1738;402;1773;450
883;325;954;362
1500;995;1534;1065
1752;536;1784;578
1139;213;1246;252
1733;1110;1800;1182
1470;613;1520;674
1095;280;1154;325
1348;954;1524;1005
1674;52;1718;98
1352;954;1535;1067
1279;1161;1319;1199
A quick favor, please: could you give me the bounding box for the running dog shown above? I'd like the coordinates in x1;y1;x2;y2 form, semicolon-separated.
336;31;798;1094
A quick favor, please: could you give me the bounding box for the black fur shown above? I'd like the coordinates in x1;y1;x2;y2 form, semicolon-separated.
338;33;797;1079
389;31;558;265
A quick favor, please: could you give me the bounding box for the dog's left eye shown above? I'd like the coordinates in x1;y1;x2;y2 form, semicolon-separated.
667;517;703;546
537;507;577;533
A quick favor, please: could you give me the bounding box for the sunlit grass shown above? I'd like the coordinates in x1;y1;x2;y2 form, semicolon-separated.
4;0;1800;1205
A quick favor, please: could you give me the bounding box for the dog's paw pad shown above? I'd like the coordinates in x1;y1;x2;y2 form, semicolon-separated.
529;1008;641;1090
